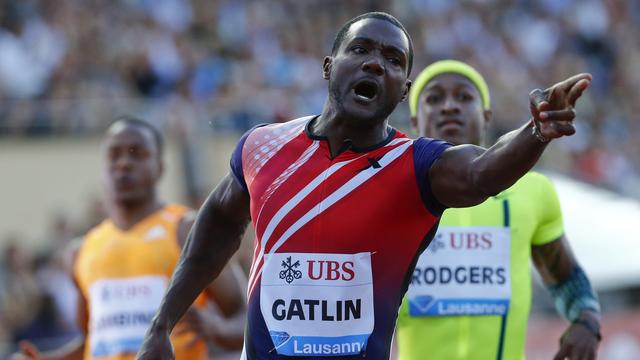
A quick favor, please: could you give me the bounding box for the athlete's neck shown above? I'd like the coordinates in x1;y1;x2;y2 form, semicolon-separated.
315;103;389;158
108;197;164;231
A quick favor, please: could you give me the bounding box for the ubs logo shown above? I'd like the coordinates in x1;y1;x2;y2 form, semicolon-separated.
279;256;302;284
429;232;494;253
307;260;355;281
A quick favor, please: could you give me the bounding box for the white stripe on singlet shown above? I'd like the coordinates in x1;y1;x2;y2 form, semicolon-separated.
247;138;412;297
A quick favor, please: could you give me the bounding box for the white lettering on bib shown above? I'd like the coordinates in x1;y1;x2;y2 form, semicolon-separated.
260;252;374;356
407;227;511;316
88;276;166;357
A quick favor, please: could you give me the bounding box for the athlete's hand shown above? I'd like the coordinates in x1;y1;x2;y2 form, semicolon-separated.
136;326;174;360
554;322;600;360
9;341;42;360
529;73;591;140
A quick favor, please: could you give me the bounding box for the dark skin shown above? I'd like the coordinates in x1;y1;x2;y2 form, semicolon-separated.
411;73;600;360
316;18;412;156
136;17;592;360
15;123;245;360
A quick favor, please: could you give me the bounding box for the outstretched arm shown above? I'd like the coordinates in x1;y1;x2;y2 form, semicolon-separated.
532;237;601;360
429;73;591;208
137;174;250;360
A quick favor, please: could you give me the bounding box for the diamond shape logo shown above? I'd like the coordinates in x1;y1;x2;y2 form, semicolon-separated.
270;331;291;349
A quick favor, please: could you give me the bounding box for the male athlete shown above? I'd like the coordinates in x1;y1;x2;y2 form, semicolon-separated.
16;117;246;360
396;60;601;360
136;12;592;360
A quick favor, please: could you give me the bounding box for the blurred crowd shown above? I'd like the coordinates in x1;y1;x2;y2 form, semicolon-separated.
0;0;638;197
0;200;105;357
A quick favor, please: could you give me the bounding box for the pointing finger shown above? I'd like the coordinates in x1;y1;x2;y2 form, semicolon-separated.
555;73;592;93
567;79;591;107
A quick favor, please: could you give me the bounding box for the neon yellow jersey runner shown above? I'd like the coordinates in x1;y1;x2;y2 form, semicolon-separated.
397;172;564;360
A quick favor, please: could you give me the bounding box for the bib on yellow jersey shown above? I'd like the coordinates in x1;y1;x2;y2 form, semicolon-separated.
407;227;511;316
260;252;374;356
89;276;167;357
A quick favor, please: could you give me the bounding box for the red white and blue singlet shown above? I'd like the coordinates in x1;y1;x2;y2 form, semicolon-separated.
231;116;451;359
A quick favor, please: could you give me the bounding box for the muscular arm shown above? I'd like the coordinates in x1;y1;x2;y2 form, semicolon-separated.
533;236;601;359
430;122;546;207
429;73;591;208
532;235;600;322
148;174;250;338
532;235;577;285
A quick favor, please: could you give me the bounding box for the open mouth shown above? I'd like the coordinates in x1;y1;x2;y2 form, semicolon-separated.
353;80;379;101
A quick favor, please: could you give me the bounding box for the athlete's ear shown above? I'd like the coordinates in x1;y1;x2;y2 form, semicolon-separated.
410;115;418;133
157;158;164;180
323;56;332;80
400;80;412;102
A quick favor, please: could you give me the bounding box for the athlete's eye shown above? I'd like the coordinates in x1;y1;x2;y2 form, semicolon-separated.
425;94;441;104
457;92;473;102
351;46;367;54
128;146;150;160
107;148;120;162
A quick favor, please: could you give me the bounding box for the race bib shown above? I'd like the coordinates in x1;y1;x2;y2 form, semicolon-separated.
260;252;374;357
88;276;167;357
407;227;511;316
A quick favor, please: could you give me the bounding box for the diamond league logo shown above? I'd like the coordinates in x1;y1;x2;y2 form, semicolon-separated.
428;233;445;254
279;256;302;284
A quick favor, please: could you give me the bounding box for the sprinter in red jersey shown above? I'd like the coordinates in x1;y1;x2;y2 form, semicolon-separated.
137;12;591;360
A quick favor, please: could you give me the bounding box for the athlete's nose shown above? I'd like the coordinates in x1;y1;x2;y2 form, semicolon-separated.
441;96;461;115
114;153;135;171
362;57;385;76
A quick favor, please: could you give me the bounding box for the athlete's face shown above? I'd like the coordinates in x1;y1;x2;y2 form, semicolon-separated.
103;124;162;207
324;18;411;125
412;73;490;146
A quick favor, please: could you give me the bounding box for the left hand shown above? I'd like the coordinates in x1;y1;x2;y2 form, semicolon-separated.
553;322;600;360
9;341;42;360
529;73;592;140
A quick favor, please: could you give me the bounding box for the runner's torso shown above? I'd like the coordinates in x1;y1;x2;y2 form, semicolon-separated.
397;172;565;360
74;204;207;360
232;116;450;359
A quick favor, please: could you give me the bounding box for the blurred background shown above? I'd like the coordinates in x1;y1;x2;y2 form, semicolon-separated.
0;0;639;358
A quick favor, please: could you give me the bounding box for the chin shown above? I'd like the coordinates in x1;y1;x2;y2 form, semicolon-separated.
344;107;377;122
343;103;393;126
114;193;144;207
434;131;465;145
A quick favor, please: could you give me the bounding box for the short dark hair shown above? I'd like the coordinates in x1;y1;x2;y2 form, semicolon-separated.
109;115;164;156
331;12;414;75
